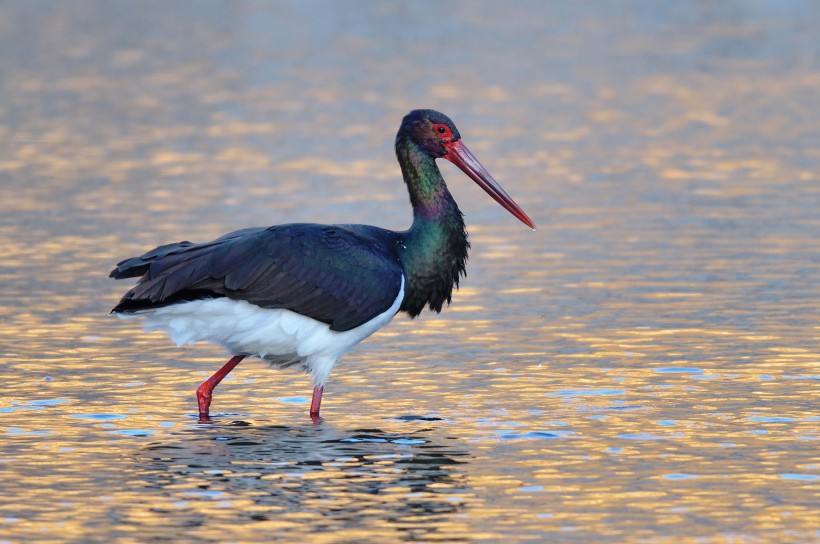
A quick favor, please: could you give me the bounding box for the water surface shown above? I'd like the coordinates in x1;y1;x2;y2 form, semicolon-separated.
1;1;819;542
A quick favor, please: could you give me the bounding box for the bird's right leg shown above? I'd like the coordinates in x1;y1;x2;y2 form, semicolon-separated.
309;385;324;423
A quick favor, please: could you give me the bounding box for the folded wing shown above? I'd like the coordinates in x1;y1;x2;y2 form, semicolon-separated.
110;224;404;332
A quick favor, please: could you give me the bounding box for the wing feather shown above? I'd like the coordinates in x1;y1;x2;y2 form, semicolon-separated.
110;224;404;332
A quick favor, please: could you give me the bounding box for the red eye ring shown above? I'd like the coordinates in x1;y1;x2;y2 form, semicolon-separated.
432;123;454;141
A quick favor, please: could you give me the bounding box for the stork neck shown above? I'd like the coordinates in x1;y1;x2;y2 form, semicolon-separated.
397;139;458;224
396;138;469;317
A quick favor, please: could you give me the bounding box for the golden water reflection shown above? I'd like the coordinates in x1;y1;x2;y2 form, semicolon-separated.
2;1;820;542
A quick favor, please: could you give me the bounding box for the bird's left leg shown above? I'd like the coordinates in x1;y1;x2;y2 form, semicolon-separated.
197;355;245;422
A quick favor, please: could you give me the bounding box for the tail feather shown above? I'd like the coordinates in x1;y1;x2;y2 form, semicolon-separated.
109;241;196;279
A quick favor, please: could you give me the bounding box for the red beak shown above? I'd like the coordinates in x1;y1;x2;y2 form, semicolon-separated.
443;140;536;230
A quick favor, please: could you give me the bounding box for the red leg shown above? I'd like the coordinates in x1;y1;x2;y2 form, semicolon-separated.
309;385;324;423
196;355;245;422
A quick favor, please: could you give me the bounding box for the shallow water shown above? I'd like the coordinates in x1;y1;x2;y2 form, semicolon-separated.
1;1;819;542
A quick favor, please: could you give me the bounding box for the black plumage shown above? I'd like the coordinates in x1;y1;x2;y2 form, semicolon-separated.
110;224;405;332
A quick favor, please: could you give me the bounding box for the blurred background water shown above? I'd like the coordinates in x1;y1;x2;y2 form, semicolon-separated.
0;1;818;542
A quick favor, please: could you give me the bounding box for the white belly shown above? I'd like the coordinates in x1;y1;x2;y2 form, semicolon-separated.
118;277;404;386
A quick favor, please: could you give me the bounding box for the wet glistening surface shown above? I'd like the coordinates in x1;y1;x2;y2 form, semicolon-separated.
1;2;818;542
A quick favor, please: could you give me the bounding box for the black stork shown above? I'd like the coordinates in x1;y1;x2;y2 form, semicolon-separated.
110;109;535;422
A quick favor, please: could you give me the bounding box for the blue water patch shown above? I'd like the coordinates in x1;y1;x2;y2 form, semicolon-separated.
278;396;308;404
517;486;544;492
2;398;74;413
392;438;426;445
662;473;698;480
6;427;51;436
28;398;73;406
747;416;795;423
547;389;625;397
109;429;154;437
653;367;703;374
657;420;678;426
499;430;573;440
70;414;127;421
779;473;819;481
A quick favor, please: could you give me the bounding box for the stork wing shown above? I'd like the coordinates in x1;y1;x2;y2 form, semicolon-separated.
110;224;404;332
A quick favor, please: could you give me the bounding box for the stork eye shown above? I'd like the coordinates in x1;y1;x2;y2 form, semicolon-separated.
433;123;453;140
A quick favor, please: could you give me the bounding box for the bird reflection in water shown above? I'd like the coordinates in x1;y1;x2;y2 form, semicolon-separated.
126;423;470;541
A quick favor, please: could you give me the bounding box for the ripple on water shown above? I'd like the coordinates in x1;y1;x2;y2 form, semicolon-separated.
662;473;699;480
547;388;626;397
617;432;687;440
69;413;127;420
2;2;820;542
1;398;74;413
779;474;820;481
109;429;155;437
277;396;308;404
26;398;73;406
392;415;444;422
498;430;574;440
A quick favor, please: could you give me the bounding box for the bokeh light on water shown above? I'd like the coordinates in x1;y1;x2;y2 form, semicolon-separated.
1;1;819;542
